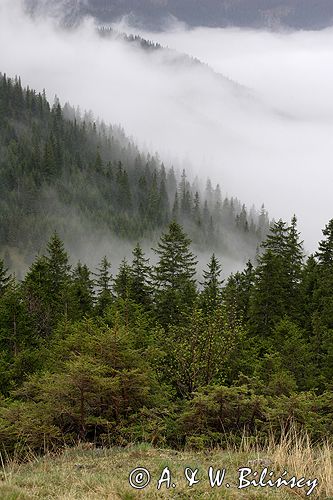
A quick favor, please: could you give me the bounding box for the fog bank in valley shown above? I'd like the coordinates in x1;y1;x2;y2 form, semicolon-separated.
1;0;332;255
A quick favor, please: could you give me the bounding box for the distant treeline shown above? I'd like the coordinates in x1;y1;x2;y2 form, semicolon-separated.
0;73;268;270
0;215;333;456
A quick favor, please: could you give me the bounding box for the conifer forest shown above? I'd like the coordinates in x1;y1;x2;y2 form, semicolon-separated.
0;71;333;460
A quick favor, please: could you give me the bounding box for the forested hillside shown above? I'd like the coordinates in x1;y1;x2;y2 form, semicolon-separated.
0;212;333;455
1;72;332;463
0;74;267;272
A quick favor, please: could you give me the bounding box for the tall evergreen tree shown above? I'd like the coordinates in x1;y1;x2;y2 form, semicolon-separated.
223;260;255;323
250;218;304;336
71;262;94;319
44;232;71;300
153;221;198;325
200;254;223;313
308;220;333;359
113;259;132;300
22;233;71;336
95;256;113;315
0;258;12;296
316;219;333;268
130;243;152;306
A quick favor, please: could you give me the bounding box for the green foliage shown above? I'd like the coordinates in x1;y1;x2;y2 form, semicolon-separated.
179;385;267;448
129;243;152;307
157;305;245;397
0;319;162;453
1;73;333;456
94;256;113;316
200;253;223;314
71;262;95;319
153;221;198;325
0;258;12;296
0;74;263;267
250;217;304;337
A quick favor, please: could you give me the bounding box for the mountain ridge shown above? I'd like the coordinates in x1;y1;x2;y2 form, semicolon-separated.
26;0;333;31
0;73;268;274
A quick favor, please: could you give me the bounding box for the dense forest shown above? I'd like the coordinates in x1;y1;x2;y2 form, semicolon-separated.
1;73;332;459
0;214;333;456
0;74;267;274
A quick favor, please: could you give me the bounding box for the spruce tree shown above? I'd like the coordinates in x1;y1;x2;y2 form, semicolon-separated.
130;243;151;306
200;253;223;313
23;233;71;335
44;232;71;299
0;258;11;296
113;259;132;300
153;221;198;325
95;257;113;315
250;218;304;336
310;219;333;332
71;262;94;319
0;281;38;393
316;219;333;267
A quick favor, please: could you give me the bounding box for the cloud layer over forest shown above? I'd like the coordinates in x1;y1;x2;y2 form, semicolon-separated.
1;0;333;252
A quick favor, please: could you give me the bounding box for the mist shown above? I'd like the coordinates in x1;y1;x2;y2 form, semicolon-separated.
1;0;333;255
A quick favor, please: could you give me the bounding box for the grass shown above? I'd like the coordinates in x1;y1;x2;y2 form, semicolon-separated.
0;431;332;499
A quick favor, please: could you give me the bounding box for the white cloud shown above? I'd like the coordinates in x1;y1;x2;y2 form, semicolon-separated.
1;1;332;253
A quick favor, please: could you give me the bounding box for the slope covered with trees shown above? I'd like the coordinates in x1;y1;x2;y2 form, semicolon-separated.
0;216;333;456
1;73;331;459
0;73;267;271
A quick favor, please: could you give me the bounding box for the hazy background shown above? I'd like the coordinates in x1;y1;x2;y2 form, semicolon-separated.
25;0;333;31
1;0;333;254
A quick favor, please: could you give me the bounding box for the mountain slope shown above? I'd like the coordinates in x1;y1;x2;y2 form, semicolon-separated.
26;0;333;30
0;74;268;272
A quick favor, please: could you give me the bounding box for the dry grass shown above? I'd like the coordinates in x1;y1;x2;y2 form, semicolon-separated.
0;431;331;499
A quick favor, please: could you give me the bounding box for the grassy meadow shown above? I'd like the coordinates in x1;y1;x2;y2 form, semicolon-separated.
0;431;332;499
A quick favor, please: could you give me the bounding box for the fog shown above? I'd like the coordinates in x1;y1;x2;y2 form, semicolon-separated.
1;0;333;254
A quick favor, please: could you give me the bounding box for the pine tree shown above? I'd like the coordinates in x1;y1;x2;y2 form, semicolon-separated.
71;262;94;319
0;258;12;296
44;232;71;300
95;257;113;314
179;169;192;217
316;219;333;267
200;254;223;313
250;218;304;337
22;233;71;335
193;191;201;227
153;221;198;325
130;243;151;306
0;280;39;393
113;259;132;300
224;260;255;323
158;171;170;225
172;192;179;221
309;219;333;331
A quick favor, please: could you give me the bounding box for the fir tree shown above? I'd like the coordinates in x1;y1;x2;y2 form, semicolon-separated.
250;218;303;336
0;258;12;296
200;254;223;313
113;259;132;300
130;243;152;306
71;262;94;319
153;221;198;325
44;232;71;300
95;257;113;315
316;219;333;267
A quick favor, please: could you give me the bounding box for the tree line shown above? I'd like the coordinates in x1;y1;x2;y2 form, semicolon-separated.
0;216;333;456
0;73;268;270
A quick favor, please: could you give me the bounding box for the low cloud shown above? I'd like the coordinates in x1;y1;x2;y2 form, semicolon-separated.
1;1;332;253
